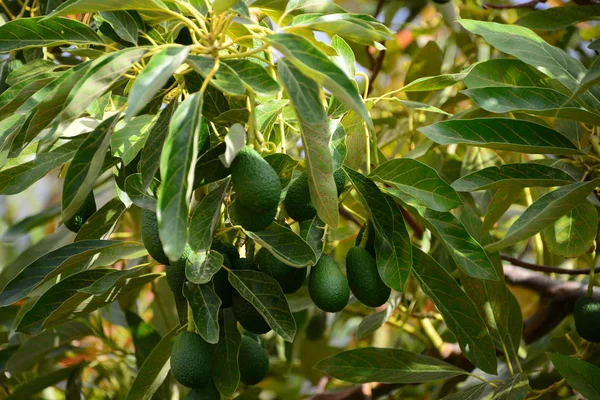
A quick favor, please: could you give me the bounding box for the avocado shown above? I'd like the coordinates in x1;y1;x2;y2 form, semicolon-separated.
355;222;376;257
186;380;220;400
283;170;346;222
232;292;271;334
305;310;327;341
213;255;233;308
238;335;269;385
574;297;600;343
230;200;276;232
141;208;171;265
233;257;259;271
308;255;350;313
64;192;97;233
231;146;281;212
255;248;306;294
170;331;215;388
211;238;239;265
167;244;193;324
346;247;390;307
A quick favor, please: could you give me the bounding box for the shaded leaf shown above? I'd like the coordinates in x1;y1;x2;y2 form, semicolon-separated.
100;10;139;44
314;347;466;383
228;269;296;342
125;173;158;211
548;353;600;400
491;373;529;400
212;309;241;397
482;187;523;233
189;178;230;252
7;364;81;400
245;223;317;268
187;55;246;96
516;5;600;30
186;250;224;285
439;383;488;400
299;216;326;261
75;198;127;241
224;59;280;95
542;200;597;258
1;205;61;242
264;153;298;188
183;282;221;344
111;115;156;165
573;56;600;99
465;58;547;88
48;0;169;16
356;305;391;340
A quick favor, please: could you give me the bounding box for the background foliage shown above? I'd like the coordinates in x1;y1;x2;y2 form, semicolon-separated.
0;0;600;399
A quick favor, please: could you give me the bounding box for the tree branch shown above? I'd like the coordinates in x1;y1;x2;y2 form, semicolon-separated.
501;254;600;275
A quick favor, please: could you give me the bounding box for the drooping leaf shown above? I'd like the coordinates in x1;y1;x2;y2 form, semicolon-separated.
345;167;412;291
419;118;580;155
331;35;356;78
404;41;443;102
183;282;221;344
61;115;119;223
212;309;241;397
245;222;317;267
125;173;158;211
452;163;575;192
548;353;600;400
158;93;202;261
299;216;326;261
486;179;600;252
100;10;139;44
266;33;371;127
356;305;391;340
228;269;296;342
482;187;523;233
314;348;466;383
224;59;280;95
189;178;230;252
464;58;547;88
111;115;156;165
412;248;497;374
0;74;59;120
126;46;191;121
0;17;103;52
516;5;600;30
75;198;127;241
278;60;338;228
370;159;462;212
542;200;597;258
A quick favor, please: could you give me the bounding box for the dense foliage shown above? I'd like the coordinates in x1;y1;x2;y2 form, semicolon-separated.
0;0;600;399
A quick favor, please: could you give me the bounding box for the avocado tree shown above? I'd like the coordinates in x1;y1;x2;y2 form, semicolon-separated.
1;0;600;398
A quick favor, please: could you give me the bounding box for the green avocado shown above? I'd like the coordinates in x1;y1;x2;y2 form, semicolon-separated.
211;239;239;264
346;247;390;308
238;335;270;385
230;200;276;232
141;208;171;265
233;257;259;271
308;255;350;313
64;192;97;233
167;244;193;324
305;310;327;341
574;297;600;343
355;222;376;257
231;146;281;212
283;170;346;222
170;331;215;388
186;380;220;400
232;292;271;334
255;248;306;294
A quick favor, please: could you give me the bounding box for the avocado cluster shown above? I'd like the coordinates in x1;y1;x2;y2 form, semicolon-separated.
231;146;282;231
574;297;600;342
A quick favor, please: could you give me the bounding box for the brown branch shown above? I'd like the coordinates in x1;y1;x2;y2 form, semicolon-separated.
501;254;600;275
399;205;424;239
365;0;387;95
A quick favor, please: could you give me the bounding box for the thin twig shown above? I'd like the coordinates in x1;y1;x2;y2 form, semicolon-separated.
501;254;600;275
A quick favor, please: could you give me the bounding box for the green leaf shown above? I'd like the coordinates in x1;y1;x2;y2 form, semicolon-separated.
6;321;92;374
0;240;140;306
0;115;29;167
7;364;81;400
193;143;231;188
224;59;280;95
48;0;169;16
342;109;367;170
299;216;326;261
125;326;179;400
465;58;547;88
228;269;296;342
542;200;597;258
356;305;391;340
491;373;529;400
187;55;246;96
126;46;190;121
0;205;61;242
287;13;393;46
256;100;288;140
452;163;575;192
398;65;476;93
459;20;600;108
314;347;466;383
412;248;497;374
439;383;488;400
418;118;580;155
0;74;59;120
330;120;348;170
370;159;462;212
183;282;221;344
463;87;600;125
75;197;127;241
186;250;224;285
6;59;58;86
158;93;202;261
548;353;600;400
573;56;600;99
80;267;147;295
100;11;139;44
111;115;156;165
125;173;158;211
345;167;412;291
266;33;371;128
482;187;523;233
0;17;103;52
212;309;241;397
331;35;355;78
264;153;298;188
278;60;338;228
59;48;146;123
245;223;317;268
0;136;85;195
189;178;230;254
16;269;115;334
61;115;119;223
140;100;177;190
404;41;443;102
486;179;600;252
516;5;600;30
